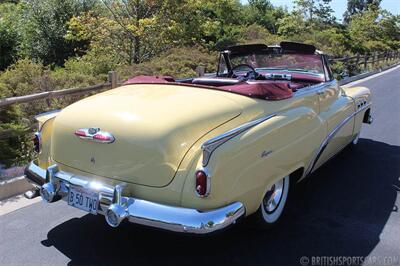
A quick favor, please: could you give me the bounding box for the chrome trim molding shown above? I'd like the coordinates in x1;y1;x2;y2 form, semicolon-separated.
34;109;61;120
24;161;245;234
304;103;371;177
35;109;61;132
201;114;276;167
293;80;336;97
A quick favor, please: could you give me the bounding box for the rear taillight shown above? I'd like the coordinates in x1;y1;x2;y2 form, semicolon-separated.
74;130;87;137
195;170;210;197
93;133;112;142
33;132;41;153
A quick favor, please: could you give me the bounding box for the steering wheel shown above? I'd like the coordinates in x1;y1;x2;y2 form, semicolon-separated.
229;64;258;79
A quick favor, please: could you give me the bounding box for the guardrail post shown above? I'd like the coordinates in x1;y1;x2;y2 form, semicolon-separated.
196;66;205;77
355;54;360;66
364;53;368;70
108;71;118;89
355;54;360;72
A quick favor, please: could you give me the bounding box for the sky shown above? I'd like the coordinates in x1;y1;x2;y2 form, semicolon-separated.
242;0;399;21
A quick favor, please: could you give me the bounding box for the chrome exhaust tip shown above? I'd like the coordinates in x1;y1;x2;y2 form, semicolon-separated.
40;183;60;203
105;204;128;228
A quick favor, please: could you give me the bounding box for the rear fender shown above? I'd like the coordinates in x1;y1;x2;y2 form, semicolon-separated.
181;106;325;215
35;110;60;169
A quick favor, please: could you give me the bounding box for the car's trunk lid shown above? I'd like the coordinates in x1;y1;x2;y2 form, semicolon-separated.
51;84;241;187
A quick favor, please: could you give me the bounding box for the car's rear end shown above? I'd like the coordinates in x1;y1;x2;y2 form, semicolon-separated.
25;84;248;233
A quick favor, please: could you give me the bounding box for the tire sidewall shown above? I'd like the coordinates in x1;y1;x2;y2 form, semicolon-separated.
260;175;290;224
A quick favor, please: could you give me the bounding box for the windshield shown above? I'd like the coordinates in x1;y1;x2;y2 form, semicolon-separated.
220;53;324;75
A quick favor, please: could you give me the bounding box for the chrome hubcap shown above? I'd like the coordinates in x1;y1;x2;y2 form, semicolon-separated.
263;179;284;213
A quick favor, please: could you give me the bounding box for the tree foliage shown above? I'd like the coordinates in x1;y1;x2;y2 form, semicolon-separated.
348;8;400;52
18;0;96;66
343;0;381;22
0;3;21;70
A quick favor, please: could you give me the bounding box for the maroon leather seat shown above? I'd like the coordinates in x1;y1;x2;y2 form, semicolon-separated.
123;75;296;101
219;81;293;100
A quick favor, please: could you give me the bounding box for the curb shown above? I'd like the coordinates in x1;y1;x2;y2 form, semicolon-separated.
339;62;400;86
0;176;34;201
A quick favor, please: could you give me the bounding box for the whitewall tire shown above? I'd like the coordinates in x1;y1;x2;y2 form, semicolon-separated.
252;175;291;228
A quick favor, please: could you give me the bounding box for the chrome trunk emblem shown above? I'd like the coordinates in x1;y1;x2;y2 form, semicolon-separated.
74;128;115;144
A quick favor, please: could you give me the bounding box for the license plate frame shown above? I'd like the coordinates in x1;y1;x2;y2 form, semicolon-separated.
67;185;99;214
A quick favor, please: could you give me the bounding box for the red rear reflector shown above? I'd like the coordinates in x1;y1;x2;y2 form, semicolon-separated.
93;134;111;141
74;130;87;137
195;170;208;197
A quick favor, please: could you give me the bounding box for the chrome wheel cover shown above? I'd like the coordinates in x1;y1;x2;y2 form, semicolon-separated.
263;179;284;213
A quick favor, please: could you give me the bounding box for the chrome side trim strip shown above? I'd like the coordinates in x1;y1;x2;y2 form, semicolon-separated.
201;114;276;167
304;103;371;177
293;80;336;97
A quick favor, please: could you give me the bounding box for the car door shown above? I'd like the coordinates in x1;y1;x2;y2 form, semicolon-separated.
313;56;355;170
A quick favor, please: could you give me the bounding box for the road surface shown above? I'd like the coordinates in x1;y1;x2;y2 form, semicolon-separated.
0;67;399;266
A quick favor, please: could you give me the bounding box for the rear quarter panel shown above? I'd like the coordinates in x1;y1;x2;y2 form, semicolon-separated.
181;106;326;215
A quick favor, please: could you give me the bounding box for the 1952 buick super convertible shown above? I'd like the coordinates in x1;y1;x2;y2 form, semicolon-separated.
24;42;373;234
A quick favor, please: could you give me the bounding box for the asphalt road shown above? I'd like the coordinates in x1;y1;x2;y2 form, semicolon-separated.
1;67;399;266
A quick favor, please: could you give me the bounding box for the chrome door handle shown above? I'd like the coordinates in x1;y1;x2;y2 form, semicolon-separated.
317;90;325;95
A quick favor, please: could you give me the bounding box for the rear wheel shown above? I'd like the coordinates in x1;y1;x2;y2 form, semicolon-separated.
252;175;291;228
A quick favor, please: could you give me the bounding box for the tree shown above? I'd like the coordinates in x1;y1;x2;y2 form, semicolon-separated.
66;0;245;65
19;0;96;66
294;0;335;26
165;0;245;50
277;12;308;37
0;3;21;70
246;0;274;31
343;0;381;22
348;7;399;52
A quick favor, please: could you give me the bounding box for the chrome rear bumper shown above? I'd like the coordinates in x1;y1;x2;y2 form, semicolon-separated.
24;161;245;234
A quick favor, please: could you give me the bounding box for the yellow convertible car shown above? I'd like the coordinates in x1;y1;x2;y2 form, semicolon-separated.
25;42;372;234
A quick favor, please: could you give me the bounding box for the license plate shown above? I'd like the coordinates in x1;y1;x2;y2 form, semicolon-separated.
68;186;99;214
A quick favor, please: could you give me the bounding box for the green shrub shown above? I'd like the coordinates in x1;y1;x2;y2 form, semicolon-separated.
117;46;218;80
0;59;104;165
0;89;32;167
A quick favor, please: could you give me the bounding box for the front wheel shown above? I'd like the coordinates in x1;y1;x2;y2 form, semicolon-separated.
252;175;291;228
349;129;361;148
